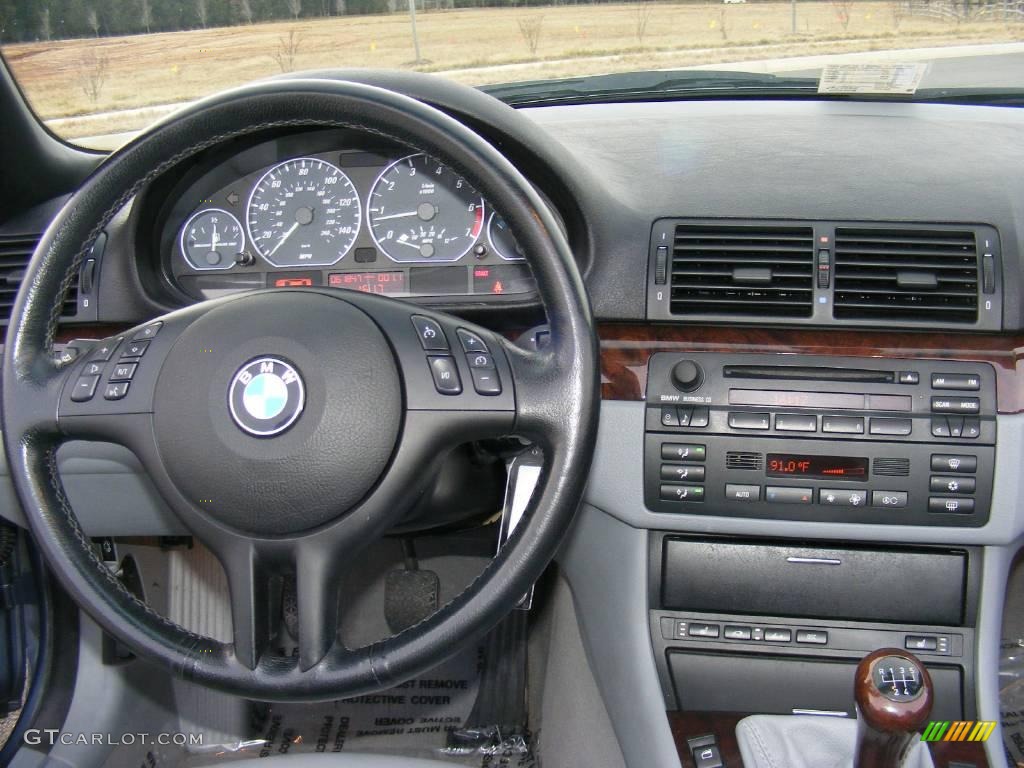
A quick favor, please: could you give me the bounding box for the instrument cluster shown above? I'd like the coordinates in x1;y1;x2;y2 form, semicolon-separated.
160;130;539;303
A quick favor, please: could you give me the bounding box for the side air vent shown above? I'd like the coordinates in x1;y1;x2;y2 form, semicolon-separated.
726;451;764;471
0;235;77;325
833;228;979;324
669;224;814;318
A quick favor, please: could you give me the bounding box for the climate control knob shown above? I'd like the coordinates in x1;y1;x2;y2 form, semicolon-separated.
671;360;703;392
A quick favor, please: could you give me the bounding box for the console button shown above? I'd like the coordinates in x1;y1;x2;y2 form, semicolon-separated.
686;623;720;638
725;484;761;502
661;444;706;462
870;418;912;436
466;352;495;369
132;322;163;341
931;418;951;437
693;745;724;768
427;356;461;395
929;497;975;514
676;408;692;427
456;328;489;353
660;484;704;502
820;489;867;507
70;375;100;402
470;368;501;396
906;635;938;652
930;476;976;494
775;413;817;432
660;407;679;427
947;416;964;438
671;360;703;392
963;419;981;439
728;412;769;430
931;396;981;415
661;465;705;482
898;371;920;385
796;630;828;645
931;373;981;391
689;406;710;428
765;487;813;505
103;382;130;400
87;338;121;362
121;339;150;358
872;491;908;508
412;316;449;351
724;626;752;640
931;454;977;473
822;415;864;434
764;628;792;643
109;362;138;382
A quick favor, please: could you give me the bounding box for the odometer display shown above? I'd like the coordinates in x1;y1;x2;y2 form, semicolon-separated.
766;454;868;481
328;271;407;295
246;157;361;267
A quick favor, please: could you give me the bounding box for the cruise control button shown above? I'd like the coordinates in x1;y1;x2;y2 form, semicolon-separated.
121;339;150;358
796;630;828;645
411;316;449;351
931;396;980;414
470;367;501;396
661;465;705;482
728;412;769;430
659;484;704;502
132;322;163;341
775;413;817;432
931;454;977;473
70;375;100;402
820;489;867;507
930;476;975;494
456;328;489;353
872;491;907;508
764;629;792;643
109;362;138;382
870;418;912;436
822;415;864;434
725;484;760;502
103;382;130;400
467;352;495;369
661;444;706;462
427;355;461;395
929;497;975;514
724;626;752;640
765;486;813;505
931;373;981;391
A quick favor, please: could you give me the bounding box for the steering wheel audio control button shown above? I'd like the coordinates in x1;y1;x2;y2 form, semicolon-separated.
109;362;138;382
132;322;163;341
470;367;501;396
121;340;151;358
104;382;130;400
87;338;122;362
427;355;462;395
411;315;448;351
82;360;105;377
70;375;101;402
457;328;489;353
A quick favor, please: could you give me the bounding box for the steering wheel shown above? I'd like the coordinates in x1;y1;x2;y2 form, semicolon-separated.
1;79;599;700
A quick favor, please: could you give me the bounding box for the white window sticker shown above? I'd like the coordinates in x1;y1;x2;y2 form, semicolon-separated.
818;63;928;95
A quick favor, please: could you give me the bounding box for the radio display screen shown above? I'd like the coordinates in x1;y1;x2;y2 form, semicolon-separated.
766;454;868;481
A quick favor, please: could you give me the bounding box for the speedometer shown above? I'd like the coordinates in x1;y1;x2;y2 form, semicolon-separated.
367;154;484;262
246;157;360;267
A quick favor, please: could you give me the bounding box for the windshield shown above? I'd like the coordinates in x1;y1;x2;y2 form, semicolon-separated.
1;1;1022;148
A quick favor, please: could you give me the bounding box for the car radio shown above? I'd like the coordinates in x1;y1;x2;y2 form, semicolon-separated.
643;353;996;526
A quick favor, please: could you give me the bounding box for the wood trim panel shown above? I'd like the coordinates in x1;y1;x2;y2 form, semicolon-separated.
600;324;1024;414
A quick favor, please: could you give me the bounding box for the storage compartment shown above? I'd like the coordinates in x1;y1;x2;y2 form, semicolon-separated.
667;652;963;721
661;538;967;626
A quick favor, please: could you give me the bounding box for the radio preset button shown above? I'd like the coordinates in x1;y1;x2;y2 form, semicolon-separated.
820;489;867;507
931;396;981;414
930;476;975;494
775;414;817;432
661;465;706;482
765;486;813;505
661;444;706;462
869;418;912;436
728;412;770;430
872;491;908;508
822;416;864;434
659;484;704;502
931;454;977;473
725;484;761;502
929;497;975;514
931;373;981;391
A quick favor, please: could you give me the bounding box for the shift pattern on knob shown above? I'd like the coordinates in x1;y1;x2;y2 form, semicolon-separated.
871;655;924;702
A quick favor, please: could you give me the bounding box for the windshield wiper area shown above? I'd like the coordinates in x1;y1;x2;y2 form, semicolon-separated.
481;70;821;107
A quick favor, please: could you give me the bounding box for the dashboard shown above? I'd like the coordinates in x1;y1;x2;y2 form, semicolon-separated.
155;129;541;304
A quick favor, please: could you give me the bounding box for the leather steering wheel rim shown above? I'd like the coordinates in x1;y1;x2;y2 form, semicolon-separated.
1;79;599;700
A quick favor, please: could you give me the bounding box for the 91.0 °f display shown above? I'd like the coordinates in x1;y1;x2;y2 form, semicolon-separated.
766;454;869;481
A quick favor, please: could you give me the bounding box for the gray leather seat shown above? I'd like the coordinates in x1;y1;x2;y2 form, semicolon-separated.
220;756;466;767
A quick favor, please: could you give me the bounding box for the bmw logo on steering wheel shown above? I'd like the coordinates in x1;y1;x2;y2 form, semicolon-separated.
228;357;305;437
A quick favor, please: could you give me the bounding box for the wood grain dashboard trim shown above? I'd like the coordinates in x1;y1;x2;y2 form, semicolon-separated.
600;324;1024;414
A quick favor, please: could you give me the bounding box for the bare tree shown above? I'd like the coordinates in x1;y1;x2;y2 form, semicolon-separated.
139;0;152;33
86;7;101;36
634;0;654;42
196;0;209;27
286;0;302;19
718;8;728;40
831;0;853;30
235;0;255;24
39;6;52;40
79;49;109;104
334;0;346;14
272;29;303;72
889;0;905;29
517;16;543;55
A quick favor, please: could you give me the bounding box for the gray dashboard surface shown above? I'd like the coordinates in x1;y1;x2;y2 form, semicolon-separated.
523;99;1024;326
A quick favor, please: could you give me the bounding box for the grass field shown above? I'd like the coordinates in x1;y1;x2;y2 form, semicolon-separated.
4;1;1024;144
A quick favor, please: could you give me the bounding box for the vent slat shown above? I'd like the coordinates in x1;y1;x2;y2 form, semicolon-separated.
669;224;814;318
833;227;978;324
0;234;78;323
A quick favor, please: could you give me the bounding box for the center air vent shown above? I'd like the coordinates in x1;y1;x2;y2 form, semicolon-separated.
668;224;814;318
0;235;77;325
833;228;979;324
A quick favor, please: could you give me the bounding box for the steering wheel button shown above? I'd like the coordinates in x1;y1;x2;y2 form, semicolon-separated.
456;328;489;353
103;382;130;400
411;315;449;351
70;375;100;402
109;362;138;382
87;338;121;362
121;339;151;358
82;360;105;377
467;352;495;369
427;355;461;395
470;367;502;396
132;322;163;341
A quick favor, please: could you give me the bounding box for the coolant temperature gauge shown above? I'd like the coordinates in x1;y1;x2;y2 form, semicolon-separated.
180;208;245;270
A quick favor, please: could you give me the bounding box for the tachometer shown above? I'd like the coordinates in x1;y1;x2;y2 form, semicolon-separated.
367;154;484;262
246;157;360;267
180;208;244;270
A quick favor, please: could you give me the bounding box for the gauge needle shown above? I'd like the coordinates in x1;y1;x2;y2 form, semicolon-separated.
374;211;419;221
268;222;299;257
392;239;424;251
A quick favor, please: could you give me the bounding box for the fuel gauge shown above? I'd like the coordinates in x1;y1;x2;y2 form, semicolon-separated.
180;208;245;270
487;213;525;261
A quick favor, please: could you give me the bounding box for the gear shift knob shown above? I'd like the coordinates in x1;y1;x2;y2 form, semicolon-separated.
853;648;934;768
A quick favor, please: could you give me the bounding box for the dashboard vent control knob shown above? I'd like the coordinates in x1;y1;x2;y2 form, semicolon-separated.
671;360;703;392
